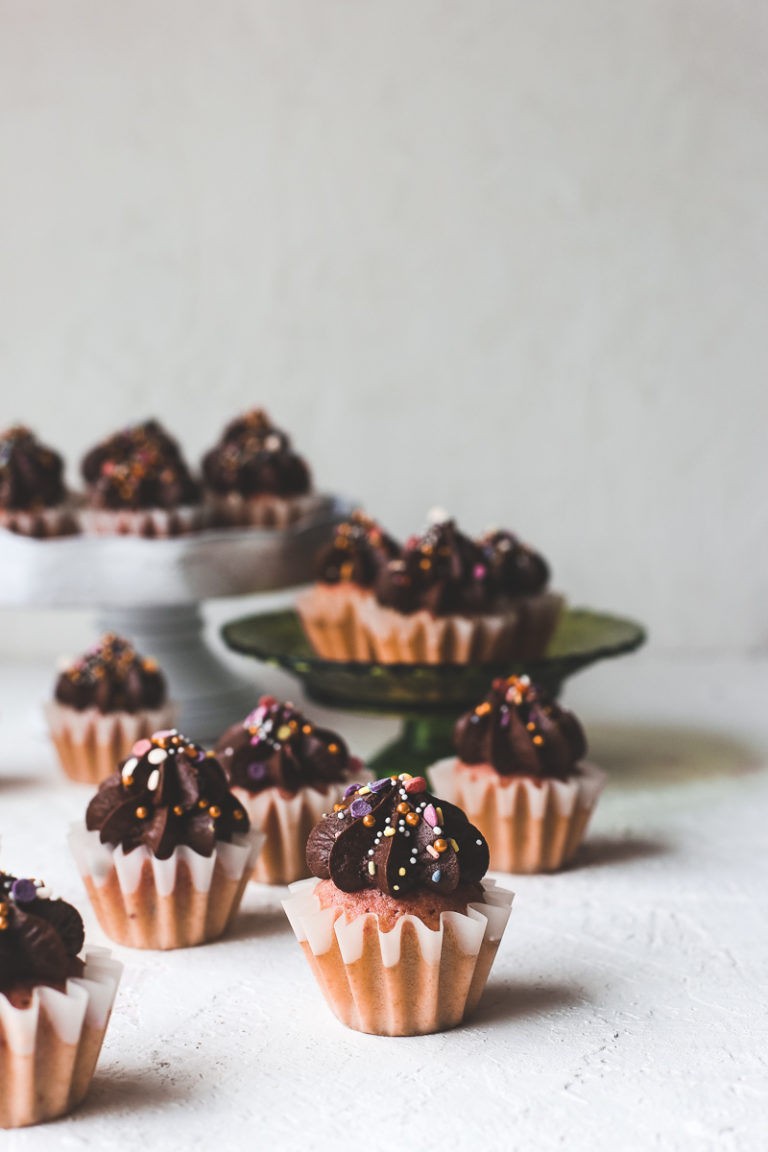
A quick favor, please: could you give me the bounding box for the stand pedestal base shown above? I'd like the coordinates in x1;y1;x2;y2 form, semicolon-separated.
367;716;457;780
97;605;256;744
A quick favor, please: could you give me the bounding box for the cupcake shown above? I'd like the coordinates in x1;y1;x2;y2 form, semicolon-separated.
215;695;370;885
283;772;513;1036
295;510;400;660
80;419;204;536
69;729;262;949
0;425;78;538
202;408;320;528
429;675;606;873
0;867;122;1128
45;633;177;785
355;513;562;664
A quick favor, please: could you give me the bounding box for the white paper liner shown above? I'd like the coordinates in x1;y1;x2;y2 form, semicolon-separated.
356;592;563;664
68;826;263;949
429;758;606;873
233;772;373;885
45;700;178;784
283;877;513;1036
80;504;207;537
296;583;373;660
0;503;79;539
206;491;327;529
0;947;122;1128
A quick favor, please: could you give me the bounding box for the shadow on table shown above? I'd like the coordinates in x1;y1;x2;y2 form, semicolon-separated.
68;1066;191;1122
585;721;763;787
468;979;589;1029
569;833;672;870
226;902;291;942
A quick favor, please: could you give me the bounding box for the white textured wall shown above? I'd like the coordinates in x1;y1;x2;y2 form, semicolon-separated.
1;0;767;656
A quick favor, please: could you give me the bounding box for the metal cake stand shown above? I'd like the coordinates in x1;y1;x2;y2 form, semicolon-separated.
0;496;350;741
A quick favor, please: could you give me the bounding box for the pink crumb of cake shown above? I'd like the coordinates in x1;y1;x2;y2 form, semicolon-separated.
314;877;485;932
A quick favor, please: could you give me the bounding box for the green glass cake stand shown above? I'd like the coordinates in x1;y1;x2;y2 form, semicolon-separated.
221;606;646;776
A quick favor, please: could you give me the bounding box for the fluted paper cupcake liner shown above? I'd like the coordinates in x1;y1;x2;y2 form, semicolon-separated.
429;758;606;873
356;592;563;665
0;504;79;539
45;701;179;785
296;584;374;660
80;504;206;537
283;877;513;1036
0;947;122;1129
206;491;326;529
234;774;373;886
69;827;263;950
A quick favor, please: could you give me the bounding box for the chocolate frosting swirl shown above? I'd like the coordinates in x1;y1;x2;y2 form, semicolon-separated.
55;633;167;714
453;675;586;780
86;729;249;859
0;426;67;510
216;696;356;795
375;518;487;616
306;773;489;897
202;409;311;497
82;420;200;510
0;871;85;991
479;530;550;598
314;511;400;587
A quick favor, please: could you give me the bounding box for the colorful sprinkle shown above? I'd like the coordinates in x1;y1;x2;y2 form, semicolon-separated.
368;861;375;875
11;878;37;903
434;839;448;853
343;783;359;798
349;799;372;818
363;814;376;828
449;838;459;852
426;844;440;859
148;748;167;765
424;804;438;827
383;827;396;837
398;867;406;876
370;778;391;792
431;869;441;883
403;777;427;794
147;769;160;791
405;812;420;826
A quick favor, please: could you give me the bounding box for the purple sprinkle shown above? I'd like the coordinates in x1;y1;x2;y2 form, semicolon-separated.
247;762;268;781
349;799;372;818
343;783;360;799
11;878;37;903
473;564;486;580
249;735;263;747
370;778;392;792
500;711;510;727
194;749;207;761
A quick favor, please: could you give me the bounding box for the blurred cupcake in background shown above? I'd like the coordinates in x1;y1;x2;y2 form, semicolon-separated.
429;675;605;873
215;695;370;885
80;419;204;536
0;866;122;1128
201;408;321;527
0;425;79;538
356;512;562;664
296;510;400;660
283;772;513;1036
69;729;261;949
45;634;177;785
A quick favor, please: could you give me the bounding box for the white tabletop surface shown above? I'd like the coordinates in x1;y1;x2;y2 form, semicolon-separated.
0;650;766;1152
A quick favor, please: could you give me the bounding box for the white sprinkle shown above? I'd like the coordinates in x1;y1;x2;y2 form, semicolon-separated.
385;818;391;824
148;748;167;765
368;849;374;856
427;506;449;524
404;831;411;838
433;826;442;836
121;757;138;778
476;839;483;845
337;812;345;819
147;769;160;791
392;885;400;892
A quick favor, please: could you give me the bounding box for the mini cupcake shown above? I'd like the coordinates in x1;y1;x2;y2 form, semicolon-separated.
429;675;605;873
356;513;562;664
215;695;370;885
296;511;400;660
0;425;78;538
0;867;122;1128
69;729;262;949
80;419;204;536
201;408;320;528
283;773;513;1036
45;633;177;785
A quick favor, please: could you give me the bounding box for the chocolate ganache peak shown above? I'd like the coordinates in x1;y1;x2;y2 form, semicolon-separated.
453;675;587;780
55;633;167;714
479;529;550;598
202;408;311;497
375;517;489;617
81;419;199;511
86;729;249;859
306;773;489;897
215;696;357;795
0;870;85;990
314;510;400;587
0;425;66;510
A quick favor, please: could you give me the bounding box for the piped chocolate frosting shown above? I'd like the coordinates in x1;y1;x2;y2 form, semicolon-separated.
306;773;489;897
81;420;200;510
55;633;167;714
479;529;550;598
86;729;249;859
202;409;311;497
0;871;85;991
375;518;487;616
0;426;67;510
216;696;356;796
314;511;400;587
453;675;586;780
